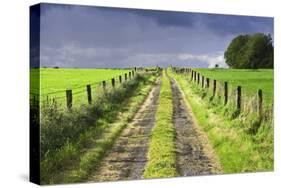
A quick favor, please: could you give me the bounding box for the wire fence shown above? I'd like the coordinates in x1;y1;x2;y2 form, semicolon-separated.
30;69;138;110
172;67;273;119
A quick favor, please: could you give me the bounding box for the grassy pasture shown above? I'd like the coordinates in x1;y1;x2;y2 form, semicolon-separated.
30;68;132;107
194;68;273;102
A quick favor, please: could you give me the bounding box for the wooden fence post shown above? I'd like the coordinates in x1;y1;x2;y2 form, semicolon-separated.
119;75;122;84
237;86;242;111
125;73;127;81
197;73;200;85
66;89;72;109
86;85;92;104
111;78;115;87
206;78;210;88
202;76;204;88
129;72;131;80
194;71;196;82
135;67;137;72
224;82;228;105
258;89;263;118
191;70;193;81
132;70;135;77
102;81;106;90
213;80;216;96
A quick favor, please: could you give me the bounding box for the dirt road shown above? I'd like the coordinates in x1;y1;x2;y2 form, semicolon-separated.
89;77;162;182
169;76;221;176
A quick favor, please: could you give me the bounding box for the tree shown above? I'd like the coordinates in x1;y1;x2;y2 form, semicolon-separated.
224;33;273;69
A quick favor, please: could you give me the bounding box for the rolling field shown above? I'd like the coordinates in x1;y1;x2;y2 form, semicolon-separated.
194;68;273;102
30;68;132;107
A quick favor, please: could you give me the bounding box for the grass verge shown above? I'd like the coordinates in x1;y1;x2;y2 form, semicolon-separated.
143;70;178;178
170;69;273;173
40;72;159;184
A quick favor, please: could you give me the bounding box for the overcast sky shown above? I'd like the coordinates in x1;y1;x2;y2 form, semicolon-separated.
36;3;273;68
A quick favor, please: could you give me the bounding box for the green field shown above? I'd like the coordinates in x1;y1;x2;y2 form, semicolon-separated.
30;68;133;107
194;68;273;102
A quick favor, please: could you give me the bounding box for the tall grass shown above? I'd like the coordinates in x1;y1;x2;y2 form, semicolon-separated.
170;68;273;173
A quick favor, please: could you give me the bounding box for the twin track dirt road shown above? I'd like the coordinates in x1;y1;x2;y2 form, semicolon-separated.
89;72;221;182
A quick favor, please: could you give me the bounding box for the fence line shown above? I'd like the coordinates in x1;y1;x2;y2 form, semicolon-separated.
30;69;139;109
172;67;268;118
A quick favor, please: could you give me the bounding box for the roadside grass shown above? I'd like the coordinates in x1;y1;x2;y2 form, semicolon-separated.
170;69;273;173
143;70;178;178
40;72;159;184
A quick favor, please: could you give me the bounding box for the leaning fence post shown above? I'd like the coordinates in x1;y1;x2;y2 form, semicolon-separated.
213;80;216;96
224;82;228;105
86;84;92;104
111;78;115;88
258;89;263;118
119;75;122;84
202;76;204;88
102;81;106;91
237;86;242;111
206;78;210;88
66;89;72;109
125;73;127;81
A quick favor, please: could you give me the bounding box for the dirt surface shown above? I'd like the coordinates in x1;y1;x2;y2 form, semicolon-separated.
169;76;221;176
89;77;162;182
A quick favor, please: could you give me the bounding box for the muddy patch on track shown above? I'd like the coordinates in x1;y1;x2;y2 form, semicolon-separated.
169;77;221;176
89;77;162;182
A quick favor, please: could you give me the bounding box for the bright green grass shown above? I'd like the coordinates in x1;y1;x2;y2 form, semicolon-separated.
194;68;273;102
30;68;132;107
143;70;178;178
170;69;273;173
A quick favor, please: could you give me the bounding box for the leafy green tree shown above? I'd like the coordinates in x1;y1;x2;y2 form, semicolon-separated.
224;33;273;69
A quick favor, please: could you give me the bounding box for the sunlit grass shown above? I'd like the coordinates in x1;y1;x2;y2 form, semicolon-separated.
144;70;178;178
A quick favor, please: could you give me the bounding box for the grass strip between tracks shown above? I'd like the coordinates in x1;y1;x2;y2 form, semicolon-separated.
144;70;178;178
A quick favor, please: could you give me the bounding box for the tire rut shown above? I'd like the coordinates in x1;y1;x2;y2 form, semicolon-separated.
89;77;162;182
169;76;221;176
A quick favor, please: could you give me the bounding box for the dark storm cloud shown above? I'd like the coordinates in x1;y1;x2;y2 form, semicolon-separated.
129;10;196;27
37;3;274;68
92;5;273;35
199;14;273;36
